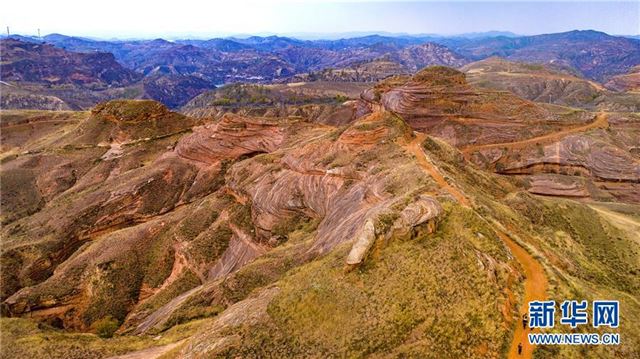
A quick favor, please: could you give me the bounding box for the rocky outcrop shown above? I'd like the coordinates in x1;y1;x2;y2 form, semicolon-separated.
224;111;416;252
346;195;443;266
345;219;377;265
373;66;567;147
495;134;640;183
179;286;281;358
70;99;199;144
175;114;284;166
380;66;551;126
527;174;590;197
473;114;640;203
390;195;443;238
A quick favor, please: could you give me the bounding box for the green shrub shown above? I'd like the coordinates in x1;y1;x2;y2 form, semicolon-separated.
334;94;348;103
91;316;119;338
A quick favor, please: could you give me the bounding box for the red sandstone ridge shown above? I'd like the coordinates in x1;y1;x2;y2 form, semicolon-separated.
480;113;640;203
1;99;445;334
378;66;549;123
174;114;284;166
366;66;573;147
363;66;640;203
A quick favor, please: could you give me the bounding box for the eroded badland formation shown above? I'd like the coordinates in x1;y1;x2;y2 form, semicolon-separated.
1;30;639;358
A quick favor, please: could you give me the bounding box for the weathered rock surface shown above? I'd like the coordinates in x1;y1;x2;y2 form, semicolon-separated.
179;286;281;358
471;113;640;202
526;174;590;197
345;219;377;265
391;195;443;237
346;195;443;265
174;114;284;166
1;97;441;335
363;66;640;202
371;66;588;148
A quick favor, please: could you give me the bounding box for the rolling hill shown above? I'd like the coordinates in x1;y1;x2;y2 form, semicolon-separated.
1;64;638;358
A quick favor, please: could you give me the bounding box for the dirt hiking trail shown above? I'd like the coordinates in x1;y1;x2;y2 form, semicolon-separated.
406;132;470;206
461;112;608;158
498;231;548;359
405;132;548;359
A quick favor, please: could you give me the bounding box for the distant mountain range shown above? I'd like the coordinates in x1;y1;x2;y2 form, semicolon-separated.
1;30;639;109
1;39;141;87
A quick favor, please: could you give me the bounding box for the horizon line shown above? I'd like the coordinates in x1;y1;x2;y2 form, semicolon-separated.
2;29;639;42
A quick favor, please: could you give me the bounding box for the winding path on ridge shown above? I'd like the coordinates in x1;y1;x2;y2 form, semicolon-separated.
498;231;548;359
406;132;470;206
404;132;548;359
460;112;609;159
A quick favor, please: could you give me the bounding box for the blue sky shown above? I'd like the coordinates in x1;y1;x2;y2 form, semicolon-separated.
2;1;638;39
